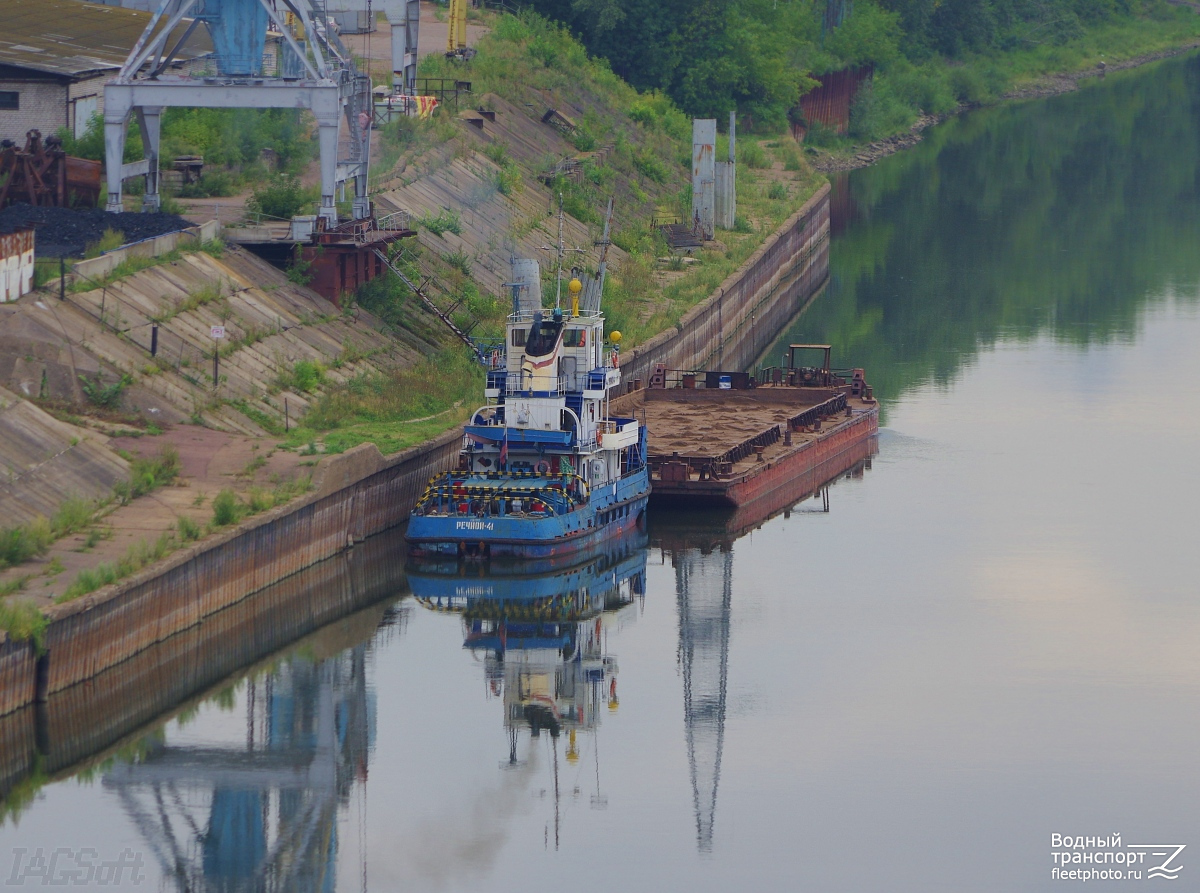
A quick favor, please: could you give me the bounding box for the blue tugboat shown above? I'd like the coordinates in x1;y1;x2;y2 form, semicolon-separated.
406;204;650;559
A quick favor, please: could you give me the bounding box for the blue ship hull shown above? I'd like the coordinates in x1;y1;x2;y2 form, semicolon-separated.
406;466;650;560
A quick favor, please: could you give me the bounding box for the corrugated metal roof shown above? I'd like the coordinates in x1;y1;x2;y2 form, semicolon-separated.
0;0;212;79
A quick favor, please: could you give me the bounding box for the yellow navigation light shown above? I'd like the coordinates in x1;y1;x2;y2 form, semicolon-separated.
609;330;622;344
568;278;582;316
566;729;579;763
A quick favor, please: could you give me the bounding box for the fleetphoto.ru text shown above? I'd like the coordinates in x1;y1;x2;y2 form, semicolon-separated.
1051;834;1185;882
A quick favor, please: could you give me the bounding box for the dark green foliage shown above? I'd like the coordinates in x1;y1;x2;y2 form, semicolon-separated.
0;522;52;570
419;210;464;236
354;273;410;330
128;446;181;500
79;373;131;409
520;0;1173;132
211;489;241;527
292;360;325;393
58;108;311;174
763;54;1200;408
246;174;316;220
178;170;236;198
56;115;142;163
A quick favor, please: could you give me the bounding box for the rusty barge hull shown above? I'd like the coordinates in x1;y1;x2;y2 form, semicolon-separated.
653;406;877;508
620;383;878;509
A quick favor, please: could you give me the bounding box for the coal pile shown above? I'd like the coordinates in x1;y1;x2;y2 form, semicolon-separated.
0;203;193;259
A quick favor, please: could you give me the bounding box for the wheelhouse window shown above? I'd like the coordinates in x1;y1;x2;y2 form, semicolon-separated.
564;328;587;347
525;319;563;357
0;92;19;111
510;329;526;347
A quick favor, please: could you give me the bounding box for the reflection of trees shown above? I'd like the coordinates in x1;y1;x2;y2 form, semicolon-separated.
763;55;1200;405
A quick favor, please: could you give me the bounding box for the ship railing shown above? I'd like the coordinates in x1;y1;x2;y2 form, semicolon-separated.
786;392;848;429
505;372;568;395
507;308;604;323
756;365;855;388
414;471;594;517
651;368;755;390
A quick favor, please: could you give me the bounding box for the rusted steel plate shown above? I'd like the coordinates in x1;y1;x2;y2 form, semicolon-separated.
0;229;34;302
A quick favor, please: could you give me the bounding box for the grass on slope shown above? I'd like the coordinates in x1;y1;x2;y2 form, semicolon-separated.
281;349;484;455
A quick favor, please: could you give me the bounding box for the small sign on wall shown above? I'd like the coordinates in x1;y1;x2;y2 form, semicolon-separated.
0;229;34;302
210;325;226;339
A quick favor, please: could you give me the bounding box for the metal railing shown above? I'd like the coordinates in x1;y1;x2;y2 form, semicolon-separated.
504;371;568;395
414;470;593;518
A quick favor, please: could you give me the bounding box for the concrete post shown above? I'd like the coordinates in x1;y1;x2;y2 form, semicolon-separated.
136;106;162;212
317;117;339;225
692;119;716;240
103;111;129;213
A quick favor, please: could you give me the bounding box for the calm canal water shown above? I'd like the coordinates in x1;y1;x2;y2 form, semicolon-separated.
4;54;1200;892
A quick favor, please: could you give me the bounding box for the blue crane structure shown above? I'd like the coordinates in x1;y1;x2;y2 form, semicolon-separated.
104;0;372;225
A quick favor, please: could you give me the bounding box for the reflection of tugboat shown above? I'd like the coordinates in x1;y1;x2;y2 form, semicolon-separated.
412;532;646;846
407;204;650;560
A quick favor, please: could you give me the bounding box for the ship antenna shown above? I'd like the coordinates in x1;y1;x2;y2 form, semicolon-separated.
554;194;565;310
539;192;586;312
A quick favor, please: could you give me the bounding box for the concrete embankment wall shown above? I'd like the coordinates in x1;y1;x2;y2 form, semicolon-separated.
0;526;409;802
0;182;832;719
0;426;459;716
620;181;831;384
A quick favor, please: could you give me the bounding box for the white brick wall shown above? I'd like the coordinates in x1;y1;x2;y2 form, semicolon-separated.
68;73;112;135
0;79;68;143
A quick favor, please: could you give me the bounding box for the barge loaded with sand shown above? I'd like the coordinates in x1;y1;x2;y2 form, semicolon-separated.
622;345;878;513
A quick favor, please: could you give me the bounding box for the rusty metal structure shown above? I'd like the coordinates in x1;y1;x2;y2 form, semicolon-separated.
795;67;873;136
295;214;413;303
0;130;101;209
691;118;716;240
618;347;877;508
0;229;35;302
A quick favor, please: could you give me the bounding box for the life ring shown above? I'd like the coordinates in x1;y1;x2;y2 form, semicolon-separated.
535;460;551;474
597;432;604;447
611;352;619;368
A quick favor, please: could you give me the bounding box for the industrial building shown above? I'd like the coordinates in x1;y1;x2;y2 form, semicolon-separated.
0;0;212;142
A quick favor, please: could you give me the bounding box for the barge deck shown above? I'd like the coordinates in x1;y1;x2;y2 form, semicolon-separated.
619;349;878;509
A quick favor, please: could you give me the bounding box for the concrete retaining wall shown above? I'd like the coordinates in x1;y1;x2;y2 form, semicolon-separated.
71;219;222;282
0;423;460;715
0;525;409;804
620;181;830;383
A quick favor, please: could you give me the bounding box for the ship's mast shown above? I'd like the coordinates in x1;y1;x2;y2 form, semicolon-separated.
540;194;587;312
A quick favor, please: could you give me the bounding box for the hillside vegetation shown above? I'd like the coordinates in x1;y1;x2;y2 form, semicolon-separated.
521;0;1200;141
289;12;825;454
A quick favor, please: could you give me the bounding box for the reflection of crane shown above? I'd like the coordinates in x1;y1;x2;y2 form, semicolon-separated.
103;645;374;892
673;544;732;854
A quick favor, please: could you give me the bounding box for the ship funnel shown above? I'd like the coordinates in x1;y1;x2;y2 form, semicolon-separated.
511;259;542;315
